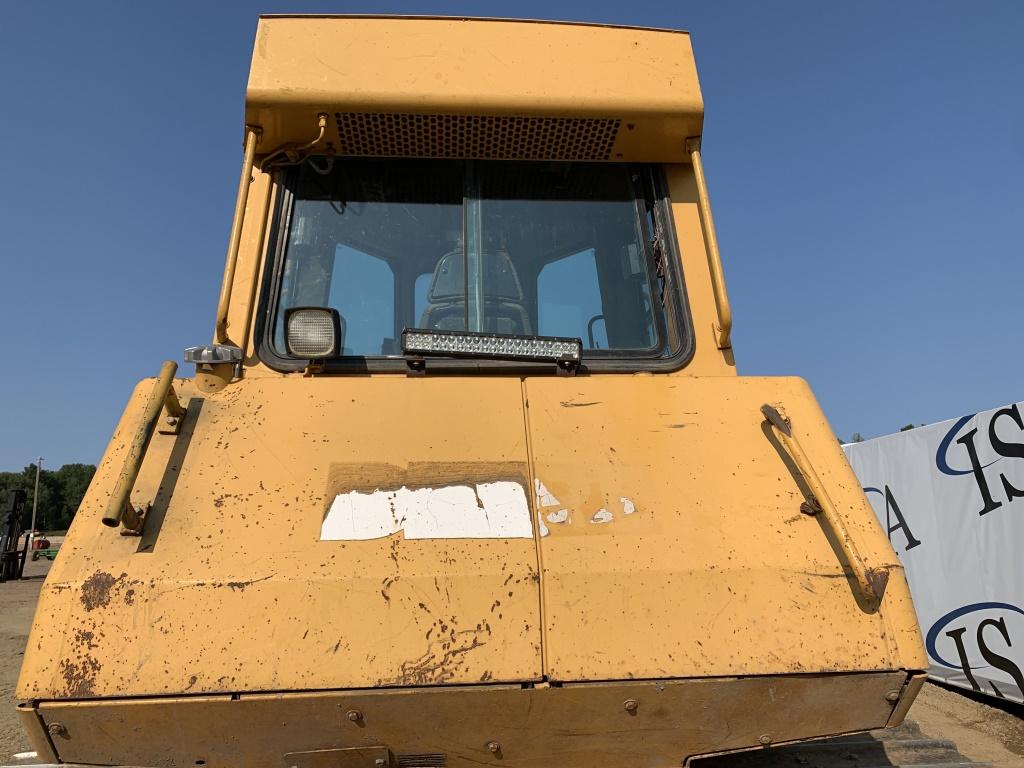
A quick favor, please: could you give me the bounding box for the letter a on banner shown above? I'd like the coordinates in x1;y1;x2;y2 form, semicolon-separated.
884;485;921;551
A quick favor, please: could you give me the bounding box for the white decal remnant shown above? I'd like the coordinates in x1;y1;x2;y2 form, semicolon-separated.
546;508;570;524
535;478;560;507
535;478;566;532
321;481;533;541
620;497;636;515
590;508;614;524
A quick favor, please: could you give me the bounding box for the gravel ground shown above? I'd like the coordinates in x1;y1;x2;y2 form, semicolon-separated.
908;680;1024;766
1;559;1021;765
1;556;50;761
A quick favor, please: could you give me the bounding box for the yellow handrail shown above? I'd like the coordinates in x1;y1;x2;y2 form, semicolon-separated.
102;361;181;532
761;404;888;602
214;127;260;344
686;138;733;350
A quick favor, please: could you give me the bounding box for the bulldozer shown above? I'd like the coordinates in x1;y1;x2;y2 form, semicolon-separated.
15;15;944;768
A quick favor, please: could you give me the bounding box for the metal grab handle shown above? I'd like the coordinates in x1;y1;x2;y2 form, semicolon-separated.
102;361;183;532
761;404;889;601
214;126;260;344
686;137;732;350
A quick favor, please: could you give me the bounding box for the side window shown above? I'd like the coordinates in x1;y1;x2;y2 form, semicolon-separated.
328;245;395;355
538;249;608;348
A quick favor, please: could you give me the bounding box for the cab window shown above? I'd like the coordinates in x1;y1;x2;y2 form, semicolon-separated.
267;158;685;368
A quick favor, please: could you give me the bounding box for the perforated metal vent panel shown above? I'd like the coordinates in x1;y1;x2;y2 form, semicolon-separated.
335;112;621;160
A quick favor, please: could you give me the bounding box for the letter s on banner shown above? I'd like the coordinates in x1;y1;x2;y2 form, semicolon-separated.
926;602;1024;700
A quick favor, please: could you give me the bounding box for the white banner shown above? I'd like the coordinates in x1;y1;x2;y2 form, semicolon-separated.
843;402;1024;704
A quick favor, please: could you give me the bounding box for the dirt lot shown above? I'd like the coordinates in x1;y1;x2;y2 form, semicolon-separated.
1;556;50;761
908;681;1024;766
1;559;1022;765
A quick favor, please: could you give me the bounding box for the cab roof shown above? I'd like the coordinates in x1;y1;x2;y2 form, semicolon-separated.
245;15;704;163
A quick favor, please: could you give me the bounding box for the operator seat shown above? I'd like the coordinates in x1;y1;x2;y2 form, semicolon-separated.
419;249;532;335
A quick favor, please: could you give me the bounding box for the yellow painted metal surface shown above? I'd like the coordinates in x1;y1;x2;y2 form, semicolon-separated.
664;164;736;372
224;165;274;358
686;141;732;349
15;704;56;763
17;374;923;700
15;14;927;767
38;672;906;768
214;127;260;344
887;672;928;727
526;376;924;681
246;16;703;163
18;377;543;698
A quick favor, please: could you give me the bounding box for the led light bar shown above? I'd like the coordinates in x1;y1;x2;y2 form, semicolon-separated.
402;328;582;363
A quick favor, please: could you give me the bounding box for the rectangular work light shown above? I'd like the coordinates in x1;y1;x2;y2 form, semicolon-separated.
286;307;344;358
402;328;582;363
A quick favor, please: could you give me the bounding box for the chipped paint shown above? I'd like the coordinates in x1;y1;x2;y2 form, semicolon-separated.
534;478;562;534
535;479;571;527
321;481;533;541
590;508;614;524
80;571;132;612
546;509;569;524
536;478;641;527
59;656;101;698
534;478;559;507
18;365;925;709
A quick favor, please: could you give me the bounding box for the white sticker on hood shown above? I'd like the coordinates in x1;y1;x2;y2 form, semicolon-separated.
321;481;534;541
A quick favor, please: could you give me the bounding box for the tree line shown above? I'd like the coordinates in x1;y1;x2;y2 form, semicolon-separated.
844;423;922;444
0;464;96;533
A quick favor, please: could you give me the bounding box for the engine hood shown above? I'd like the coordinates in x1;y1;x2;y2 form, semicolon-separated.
18;373;924;701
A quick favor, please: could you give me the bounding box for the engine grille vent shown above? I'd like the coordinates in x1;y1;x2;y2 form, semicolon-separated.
334;112;620;161
396;754;447;768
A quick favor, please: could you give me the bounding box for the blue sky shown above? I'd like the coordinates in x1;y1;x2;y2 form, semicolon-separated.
0;1;1021;468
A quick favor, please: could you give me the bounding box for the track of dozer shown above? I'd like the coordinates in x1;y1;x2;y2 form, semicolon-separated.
695;720;991;768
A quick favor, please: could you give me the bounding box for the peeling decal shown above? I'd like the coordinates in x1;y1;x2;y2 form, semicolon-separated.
534;478;560;507
590;508;614;524
321;481;533;540
535;478;562;533
546;509;570;524
620;497;636;515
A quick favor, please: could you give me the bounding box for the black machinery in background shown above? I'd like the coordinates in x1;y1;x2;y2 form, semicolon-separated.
1;489;28;582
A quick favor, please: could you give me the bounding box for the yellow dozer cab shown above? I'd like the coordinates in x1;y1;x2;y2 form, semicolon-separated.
16;16;926;768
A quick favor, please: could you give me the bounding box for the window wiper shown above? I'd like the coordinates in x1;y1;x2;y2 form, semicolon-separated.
401;328;581;374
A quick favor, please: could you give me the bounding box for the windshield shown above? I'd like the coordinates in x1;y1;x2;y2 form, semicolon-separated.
271;158;669;360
